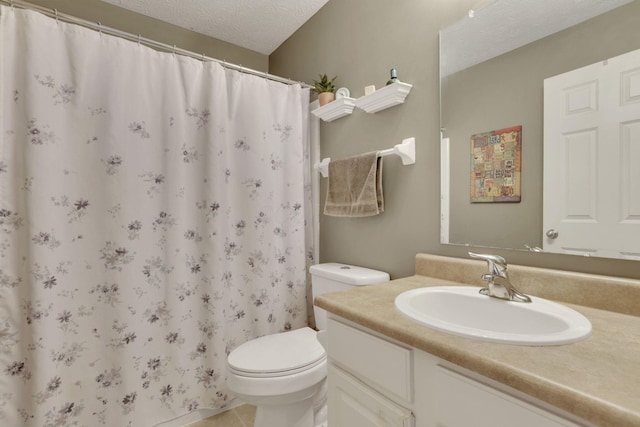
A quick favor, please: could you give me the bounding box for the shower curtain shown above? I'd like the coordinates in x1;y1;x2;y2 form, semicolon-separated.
0;6;312;426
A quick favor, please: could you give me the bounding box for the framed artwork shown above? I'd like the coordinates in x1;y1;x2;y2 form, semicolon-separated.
470;125;521;203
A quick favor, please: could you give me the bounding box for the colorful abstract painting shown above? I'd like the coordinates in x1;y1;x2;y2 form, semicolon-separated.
470;125;521;203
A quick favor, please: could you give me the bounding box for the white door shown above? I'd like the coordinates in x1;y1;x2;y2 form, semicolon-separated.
543;48;640;260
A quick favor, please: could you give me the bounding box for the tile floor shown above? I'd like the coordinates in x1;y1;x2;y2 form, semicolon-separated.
187;404;256;427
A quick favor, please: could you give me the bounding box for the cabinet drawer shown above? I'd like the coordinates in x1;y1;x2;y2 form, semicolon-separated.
328;364;414;427
327;318;413;403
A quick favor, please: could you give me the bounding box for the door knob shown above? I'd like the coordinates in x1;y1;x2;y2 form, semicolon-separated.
546;229;559;239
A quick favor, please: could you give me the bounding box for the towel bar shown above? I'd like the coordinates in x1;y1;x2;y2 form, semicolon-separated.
314;137;415;178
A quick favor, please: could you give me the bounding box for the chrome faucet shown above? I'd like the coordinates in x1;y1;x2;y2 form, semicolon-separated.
468;252;531;303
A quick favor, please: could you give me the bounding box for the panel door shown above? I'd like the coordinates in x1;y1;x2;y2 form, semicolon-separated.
543;48;640;259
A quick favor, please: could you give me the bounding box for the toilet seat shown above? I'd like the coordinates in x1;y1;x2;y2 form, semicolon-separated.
228;327;326;378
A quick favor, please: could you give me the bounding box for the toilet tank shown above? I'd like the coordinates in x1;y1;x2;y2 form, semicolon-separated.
310;263;390;330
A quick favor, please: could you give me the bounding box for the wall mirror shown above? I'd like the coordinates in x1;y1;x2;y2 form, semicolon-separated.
440;0;640;261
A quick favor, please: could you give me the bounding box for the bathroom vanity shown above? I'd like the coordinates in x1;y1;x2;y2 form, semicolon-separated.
315;254;640;427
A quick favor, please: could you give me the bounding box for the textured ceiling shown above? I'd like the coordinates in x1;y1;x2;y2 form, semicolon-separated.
97;0;330;55
441;0;635;77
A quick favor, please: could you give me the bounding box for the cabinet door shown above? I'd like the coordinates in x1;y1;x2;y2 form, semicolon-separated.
328;364;415;427
433;366;583;427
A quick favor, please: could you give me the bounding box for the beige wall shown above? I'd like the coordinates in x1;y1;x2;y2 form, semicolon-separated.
25;0;267;71
270;0;640;281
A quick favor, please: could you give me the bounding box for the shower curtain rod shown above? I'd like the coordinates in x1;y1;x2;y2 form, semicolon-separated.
0;0;313;89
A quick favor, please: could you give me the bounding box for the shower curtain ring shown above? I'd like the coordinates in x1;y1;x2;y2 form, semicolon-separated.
137;34;141;46
54;9;59;23
201;53;206;62
172;44;176;55
98;22;102;35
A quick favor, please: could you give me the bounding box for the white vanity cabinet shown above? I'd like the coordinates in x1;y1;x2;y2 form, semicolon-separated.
326;316;589;427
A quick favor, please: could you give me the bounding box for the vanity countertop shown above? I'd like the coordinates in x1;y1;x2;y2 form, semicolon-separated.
314;254;640;427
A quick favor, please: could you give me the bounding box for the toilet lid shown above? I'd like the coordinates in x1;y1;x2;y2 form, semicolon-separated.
228;327;326;377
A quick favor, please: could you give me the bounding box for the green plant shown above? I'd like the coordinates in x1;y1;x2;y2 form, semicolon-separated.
312;73;337;94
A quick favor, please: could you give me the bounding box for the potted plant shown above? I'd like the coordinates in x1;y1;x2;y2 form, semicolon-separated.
313;73;337;106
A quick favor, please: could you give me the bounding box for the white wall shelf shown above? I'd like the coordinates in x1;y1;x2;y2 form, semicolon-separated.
311;97;356;122
353;82;412;113
311;82;413;121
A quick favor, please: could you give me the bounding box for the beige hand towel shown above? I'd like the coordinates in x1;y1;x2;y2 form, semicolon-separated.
324;152;384;217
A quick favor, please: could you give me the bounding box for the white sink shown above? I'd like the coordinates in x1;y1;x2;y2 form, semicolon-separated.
394;286;592;345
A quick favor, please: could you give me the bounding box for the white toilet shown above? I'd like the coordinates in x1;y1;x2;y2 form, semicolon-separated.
226;263;390;427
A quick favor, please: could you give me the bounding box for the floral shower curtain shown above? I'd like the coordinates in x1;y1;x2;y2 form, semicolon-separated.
0;6;312;426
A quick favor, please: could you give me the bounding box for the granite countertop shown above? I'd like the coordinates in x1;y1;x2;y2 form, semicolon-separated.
314;257;640;427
